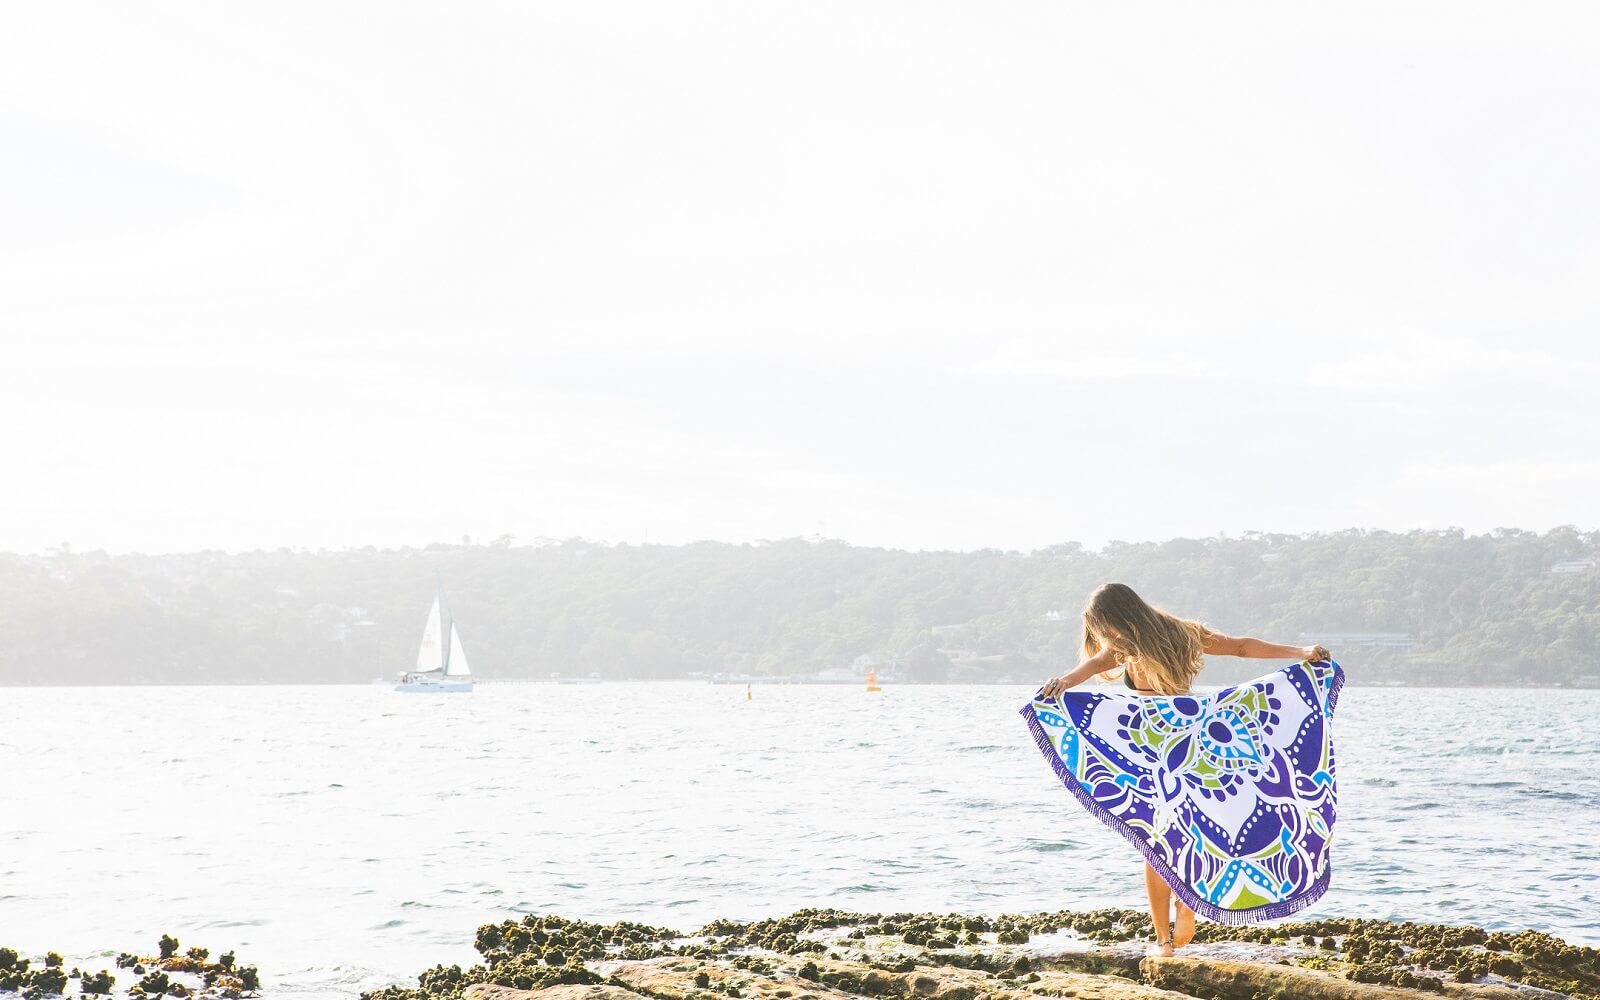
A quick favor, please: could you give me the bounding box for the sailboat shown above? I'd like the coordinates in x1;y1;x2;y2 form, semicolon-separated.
394;589;474;693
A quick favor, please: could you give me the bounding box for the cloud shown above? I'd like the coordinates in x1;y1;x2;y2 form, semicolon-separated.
3;2;1599;552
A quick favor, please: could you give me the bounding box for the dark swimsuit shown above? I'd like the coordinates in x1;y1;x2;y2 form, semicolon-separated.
1125;665;1186;696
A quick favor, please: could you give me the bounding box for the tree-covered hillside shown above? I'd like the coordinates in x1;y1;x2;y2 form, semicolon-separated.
3;527;1598;686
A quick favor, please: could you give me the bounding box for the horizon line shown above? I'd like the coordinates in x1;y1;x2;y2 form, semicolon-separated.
8;523;1595;560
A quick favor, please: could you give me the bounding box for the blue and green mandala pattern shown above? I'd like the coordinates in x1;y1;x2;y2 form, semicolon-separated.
1020;659;1343;923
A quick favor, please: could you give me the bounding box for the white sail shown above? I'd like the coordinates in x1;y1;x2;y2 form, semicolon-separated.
415;595;445;673
444;623;472;677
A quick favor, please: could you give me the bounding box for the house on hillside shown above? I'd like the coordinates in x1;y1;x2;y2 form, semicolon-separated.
1550;559;1596;574
1300;632;1417;651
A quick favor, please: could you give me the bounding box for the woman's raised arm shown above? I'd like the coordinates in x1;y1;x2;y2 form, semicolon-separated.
1204;633;1330;662
1039;646;1119;699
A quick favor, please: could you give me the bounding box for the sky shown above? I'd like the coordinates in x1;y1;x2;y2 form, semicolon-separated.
3;2;1599;555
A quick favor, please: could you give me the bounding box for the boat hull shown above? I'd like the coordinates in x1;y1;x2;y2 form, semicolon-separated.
394;678;473;693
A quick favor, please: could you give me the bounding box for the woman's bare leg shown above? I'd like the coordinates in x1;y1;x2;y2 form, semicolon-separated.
1173;898;1195;948
1142;863;1173;956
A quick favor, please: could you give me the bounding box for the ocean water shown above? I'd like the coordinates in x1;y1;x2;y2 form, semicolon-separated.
2;682;1597;999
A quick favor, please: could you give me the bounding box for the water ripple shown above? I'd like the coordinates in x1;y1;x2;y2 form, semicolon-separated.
0;681;1594;1000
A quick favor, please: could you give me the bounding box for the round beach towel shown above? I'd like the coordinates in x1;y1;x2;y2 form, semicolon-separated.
1020;659;1343;923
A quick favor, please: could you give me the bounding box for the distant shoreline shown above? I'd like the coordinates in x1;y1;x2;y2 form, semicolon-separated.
5;678;1597;690
9;530;1600;688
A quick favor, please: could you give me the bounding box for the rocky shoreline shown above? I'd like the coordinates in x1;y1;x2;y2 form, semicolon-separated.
363;910;1598;1000
5;911;1596;1000
0;936;258;1000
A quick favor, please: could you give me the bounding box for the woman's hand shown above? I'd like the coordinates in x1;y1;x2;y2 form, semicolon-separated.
1301;643;1331;662
1040;673;1076;699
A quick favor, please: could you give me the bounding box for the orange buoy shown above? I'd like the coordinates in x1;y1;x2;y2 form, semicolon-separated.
866;670;881;692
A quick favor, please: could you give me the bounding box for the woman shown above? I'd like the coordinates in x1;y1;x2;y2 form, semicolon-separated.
1037;583;1331;957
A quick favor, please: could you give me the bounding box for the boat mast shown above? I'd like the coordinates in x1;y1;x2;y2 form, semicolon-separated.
436;572;451;674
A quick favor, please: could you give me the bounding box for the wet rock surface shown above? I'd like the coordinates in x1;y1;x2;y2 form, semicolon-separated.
0;937;259;1000
359;910;1600;1000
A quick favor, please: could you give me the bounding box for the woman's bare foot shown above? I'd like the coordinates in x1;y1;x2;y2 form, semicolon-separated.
1145;925;1174;957
1173;903;1195;948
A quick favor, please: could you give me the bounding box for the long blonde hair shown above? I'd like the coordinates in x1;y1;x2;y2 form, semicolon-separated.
1082;583;1211;694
